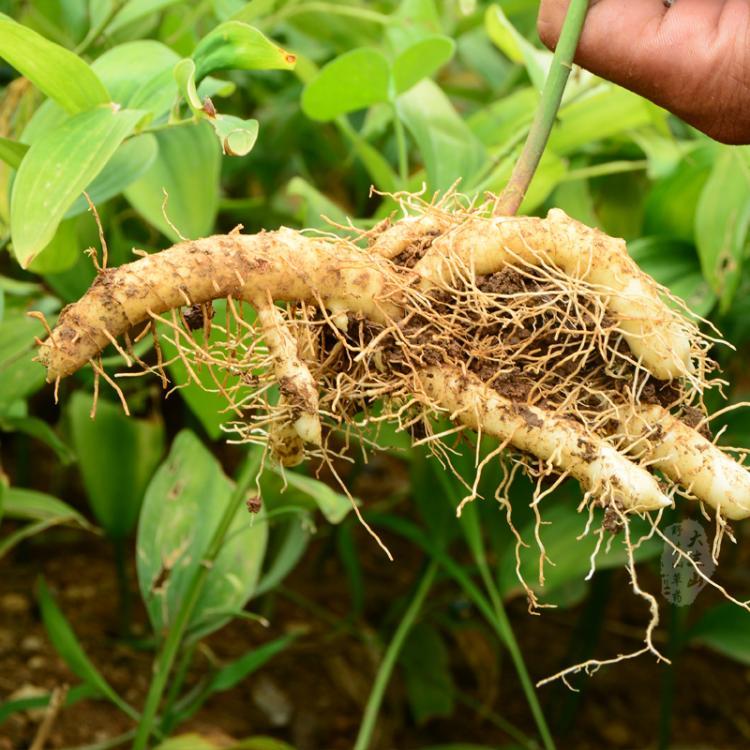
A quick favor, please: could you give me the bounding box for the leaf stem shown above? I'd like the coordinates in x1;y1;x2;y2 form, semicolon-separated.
353;559;438;750
132;449;262;750
493;0;590;216
392;105;409;185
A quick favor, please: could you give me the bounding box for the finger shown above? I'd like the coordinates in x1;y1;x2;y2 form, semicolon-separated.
414;209;693;380
538;0;747;143
421;364;672;513
618;403;750;520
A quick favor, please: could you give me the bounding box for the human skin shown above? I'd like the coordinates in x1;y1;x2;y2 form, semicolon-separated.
537;0;750;144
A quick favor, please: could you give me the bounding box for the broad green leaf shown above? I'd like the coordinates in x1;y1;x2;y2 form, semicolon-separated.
690;603;750;665
36;579;134;716
153;736;216;750
65;134;159;216
92;39;193;120
124;122;220;240
695;147;750;312
397;80;486;191
192;21;296;80
392;35;455;94
485;5;548;90
628;236;716;317
499;503;661;603
0;137;27;169
11;106;143;267
69;391;165;539
302;48;391;122
0;13;109;113
400;622;454;724
3;487;90;527
0;312;48;413
137;432;268;641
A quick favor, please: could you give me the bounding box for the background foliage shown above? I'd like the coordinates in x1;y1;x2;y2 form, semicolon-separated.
2;0;750;748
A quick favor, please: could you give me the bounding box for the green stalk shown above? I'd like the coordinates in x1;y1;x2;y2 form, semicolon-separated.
392;104;409;185
494;0;590;216
132;450;262;750
113;537;132;638
437;471;555;750
353;560;438;750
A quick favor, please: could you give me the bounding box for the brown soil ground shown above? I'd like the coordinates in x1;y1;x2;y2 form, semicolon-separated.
2;449;750;750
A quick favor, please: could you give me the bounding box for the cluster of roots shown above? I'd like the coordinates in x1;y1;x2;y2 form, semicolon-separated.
34;191;750;679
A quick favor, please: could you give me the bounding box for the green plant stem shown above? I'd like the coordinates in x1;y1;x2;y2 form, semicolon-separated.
159;643;196;735
113;537;132;638
353;560;438;750
392;105;409;185
494;0;590;216
132;450;262;750
658;600;689;749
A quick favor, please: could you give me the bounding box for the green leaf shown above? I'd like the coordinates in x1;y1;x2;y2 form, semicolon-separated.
136;432;268;641
498;503;661;603
65;134;159;217
93;40;180;109
10;106;144;267
400;622;454;724
69;391;165;539
549;84;654;155
107;0;184;35
695;146;750;312
124;122;220;241
690;603;750;665
174;58;204;111
302;48;391;122
269;468;354;524
209;114;259;156
36;578;135;717
0;13;109;113
0;683;99;724
3;487;90;527
485;5;548;91
392;35;455;94
397;80;486;191
0;136;28;169
0;311;48;413
0;414;75;465
192;21;296;80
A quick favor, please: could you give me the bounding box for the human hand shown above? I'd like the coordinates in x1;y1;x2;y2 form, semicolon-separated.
538;0;750;144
